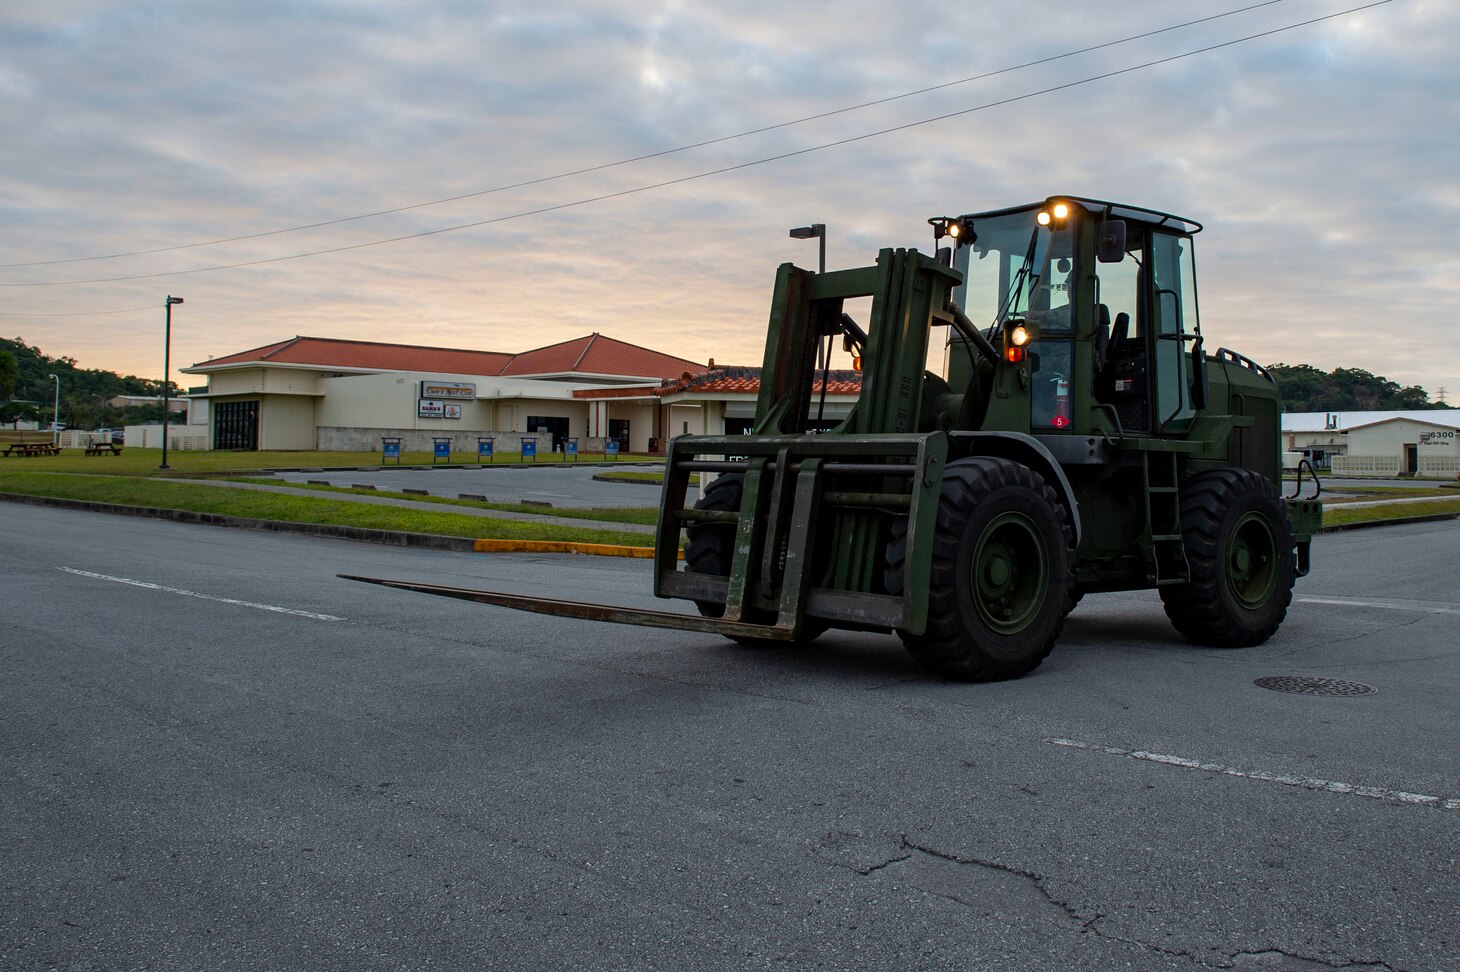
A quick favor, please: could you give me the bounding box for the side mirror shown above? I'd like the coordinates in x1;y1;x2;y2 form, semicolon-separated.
1096;220;1127;264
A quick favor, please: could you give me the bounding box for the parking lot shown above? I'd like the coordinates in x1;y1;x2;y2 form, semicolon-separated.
2;504;1457;970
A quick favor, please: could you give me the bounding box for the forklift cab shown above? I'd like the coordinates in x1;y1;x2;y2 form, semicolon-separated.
946;196;1206;439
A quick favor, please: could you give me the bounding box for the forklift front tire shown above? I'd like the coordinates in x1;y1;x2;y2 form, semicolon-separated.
899;457;1075;680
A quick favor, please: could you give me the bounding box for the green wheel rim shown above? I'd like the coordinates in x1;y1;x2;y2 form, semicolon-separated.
1228;511;1278;610
970;512;1048;634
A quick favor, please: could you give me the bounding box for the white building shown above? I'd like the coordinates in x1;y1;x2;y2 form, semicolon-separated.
1282;410;1460;478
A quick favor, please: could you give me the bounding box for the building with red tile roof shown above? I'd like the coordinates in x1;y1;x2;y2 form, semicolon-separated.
178;332;757;453
180;333;863;453
197;336;516;377
195;333;699;382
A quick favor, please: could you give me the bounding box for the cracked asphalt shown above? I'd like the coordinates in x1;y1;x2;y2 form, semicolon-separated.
2;504;1457;970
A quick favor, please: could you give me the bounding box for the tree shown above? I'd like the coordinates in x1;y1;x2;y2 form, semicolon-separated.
1266;362;1454;412
0;349;17;402
0;400;40;429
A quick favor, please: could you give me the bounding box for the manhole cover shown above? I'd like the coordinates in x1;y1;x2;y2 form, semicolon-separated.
1253;676;1378;697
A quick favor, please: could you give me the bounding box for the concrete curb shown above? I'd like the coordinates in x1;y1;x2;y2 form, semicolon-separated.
0;491;665;558
591;474;663;487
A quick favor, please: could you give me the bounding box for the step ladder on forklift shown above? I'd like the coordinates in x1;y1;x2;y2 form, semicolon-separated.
1144;450;1190;585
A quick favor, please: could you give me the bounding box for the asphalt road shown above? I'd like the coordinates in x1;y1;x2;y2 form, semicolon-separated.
2;504;1457;971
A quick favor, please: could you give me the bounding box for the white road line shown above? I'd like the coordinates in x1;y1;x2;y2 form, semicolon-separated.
1298;596;1458;614
1047;738;1460;812
58;567;345;622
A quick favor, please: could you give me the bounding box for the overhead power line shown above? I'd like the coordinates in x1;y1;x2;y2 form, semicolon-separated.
0;304;158;318
0;0;1287;271
0;0;1392;290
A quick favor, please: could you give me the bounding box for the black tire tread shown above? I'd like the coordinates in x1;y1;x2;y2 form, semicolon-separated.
898;457;1075;681
1159;467;1295;647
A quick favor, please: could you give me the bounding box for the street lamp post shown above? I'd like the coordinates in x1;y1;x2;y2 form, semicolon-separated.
160;296;183;470
788;223;826;274
47;374;59;444
789;224;827;369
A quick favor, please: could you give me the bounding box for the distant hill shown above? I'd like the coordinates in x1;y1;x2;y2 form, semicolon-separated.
1265;363;1452;413
1;336;175;428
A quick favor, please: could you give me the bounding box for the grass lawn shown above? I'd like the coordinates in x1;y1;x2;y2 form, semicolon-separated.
0;472;656;546
1321;497;1460;528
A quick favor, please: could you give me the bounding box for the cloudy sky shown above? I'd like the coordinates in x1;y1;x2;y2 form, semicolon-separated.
2;0;1455;399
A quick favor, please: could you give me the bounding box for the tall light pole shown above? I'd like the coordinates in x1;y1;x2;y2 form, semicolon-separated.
47;373;59;444
789;224;827;370
160;296;183;470
788;223;825;274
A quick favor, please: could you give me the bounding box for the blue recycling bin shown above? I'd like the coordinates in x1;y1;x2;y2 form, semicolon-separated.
477;437;494;464
606;439;619;460
381;437;403;465
565;438;578;461
432;437;452;464
521;437;537;462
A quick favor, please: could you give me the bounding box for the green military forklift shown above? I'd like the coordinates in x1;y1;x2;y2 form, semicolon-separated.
348;196;1321;681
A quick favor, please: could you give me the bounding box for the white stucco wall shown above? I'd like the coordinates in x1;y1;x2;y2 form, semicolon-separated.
260;395;319;451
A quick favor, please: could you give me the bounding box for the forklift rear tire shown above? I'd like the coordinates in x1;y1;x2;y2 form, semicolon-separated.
1160;468;1295;647
897;457;1075;680
684;473;824;645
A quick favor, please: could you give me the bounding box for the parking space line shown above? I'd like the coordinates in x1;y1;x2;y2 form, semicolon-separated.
58;567;345;622
1047;737;1460;812
1299;596;1458;614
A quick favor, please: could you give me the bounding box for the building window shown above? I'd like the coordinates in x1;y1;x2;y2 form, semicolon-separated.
214;400;259;450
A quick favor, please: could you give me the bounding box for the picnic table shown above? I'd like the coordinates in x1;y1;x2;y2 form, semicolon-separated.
2;442;62;457
85;442;122;456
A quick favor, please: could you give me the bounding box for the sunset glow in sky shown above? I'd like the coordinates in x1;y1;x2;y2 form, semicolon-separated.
2;1;1455;399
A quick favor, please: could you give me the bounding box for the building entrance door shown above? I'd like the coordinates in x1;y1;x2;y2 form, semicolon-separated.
526;415;570;452
608;419;630;452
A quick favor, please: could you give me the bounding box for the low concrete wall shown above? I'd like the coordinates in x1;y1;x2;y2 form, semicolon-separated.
1333;454;1459;479
1332;455;1402;477
124;425;208;450
316;427;613;454
1419;455;1460;479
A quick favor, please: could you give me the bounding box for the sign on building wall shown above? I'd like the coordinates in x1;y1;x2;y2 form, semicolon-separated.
420;380;477;400
1419;429;1457;451
418;400;463;419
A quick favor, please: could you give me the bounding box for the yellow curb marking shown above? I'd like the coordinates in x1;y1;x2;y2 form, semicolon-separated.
473;538;682;559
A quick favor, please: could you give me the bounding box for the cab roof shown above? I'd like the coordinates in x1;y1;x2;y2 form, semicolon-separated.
960;196;1202;235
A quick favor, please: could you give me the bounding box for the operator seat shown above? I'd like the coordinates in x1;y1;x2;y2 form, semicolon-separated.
1093;304;1111;374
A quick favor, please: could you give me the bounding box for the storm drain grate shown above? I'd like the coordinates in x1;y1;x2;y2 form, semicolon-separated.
1254;676;1378;697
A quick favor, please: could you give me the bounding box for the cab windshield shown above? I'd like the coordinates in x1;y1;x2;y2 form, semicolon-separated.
952;209;1075;336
